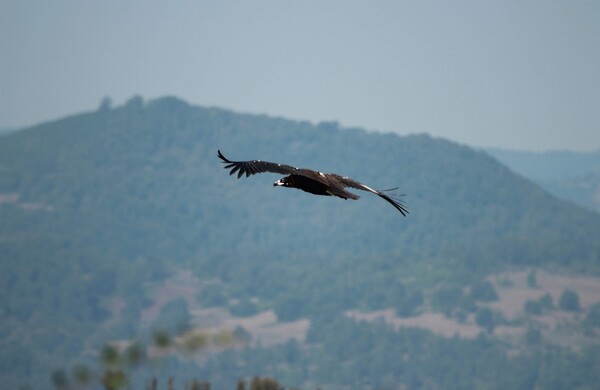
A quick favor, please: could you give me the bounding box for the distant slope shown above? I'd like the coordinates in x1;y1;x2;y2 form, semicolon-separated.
2;96;600;387
0;127;17;136
487;148;600;213
486;148;600;181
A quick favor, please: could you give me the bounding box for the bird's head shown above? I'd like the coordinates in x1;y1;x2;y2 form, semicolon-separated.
273;176;292;187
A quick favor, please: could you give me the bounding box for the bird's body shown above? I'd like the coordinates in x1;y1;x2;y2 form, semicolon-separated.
274;170;360;199
218;150;408;216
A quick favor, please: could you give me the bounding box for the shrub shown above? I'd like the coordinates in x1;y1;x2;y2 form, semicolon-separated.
524;300;543;315
559;289;580;312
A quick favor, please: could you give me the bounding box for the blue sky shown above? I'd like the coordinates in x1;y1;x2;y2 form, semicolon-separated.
1;1;599;151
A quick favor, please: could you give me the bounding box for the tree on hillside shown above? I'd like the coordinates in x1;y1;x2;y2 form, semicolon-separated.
526;270;538;288
524;326;542;346
524;300;543;316
559;289;580;312
475;307;496;333
470;280;498;302
584;302;600;328
539;293;554;310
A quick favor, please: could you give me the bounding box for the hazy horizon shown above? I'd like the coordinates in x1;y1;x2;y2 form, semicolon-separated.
2;1;599;152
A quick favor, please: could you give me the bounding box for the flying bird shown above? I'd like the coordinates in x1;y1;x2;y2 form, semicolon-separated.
218;150;408;216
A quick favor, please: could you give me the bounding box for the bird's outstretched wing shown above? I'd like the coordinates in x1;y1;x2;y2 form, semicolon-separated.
329;174;409;216
218;150;298;178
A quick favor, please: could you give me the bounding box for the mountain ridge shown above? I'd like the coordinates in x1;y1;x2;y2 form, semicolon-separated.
2;96;599;268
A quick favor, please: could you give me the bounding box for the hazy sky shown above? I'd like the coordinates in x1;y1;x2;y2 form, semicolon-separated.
1;1;599;151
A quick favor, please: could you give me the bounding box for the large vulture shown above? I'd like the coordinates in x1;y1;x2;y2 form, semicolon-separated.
218;150;408;216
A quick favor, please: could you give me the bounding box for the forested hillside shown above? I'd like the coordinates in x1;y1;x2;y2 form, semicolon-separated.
1;96;600;389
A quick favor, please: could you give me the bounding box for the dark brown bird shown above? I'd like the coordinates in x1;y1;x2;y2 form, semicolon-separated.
218;150;408;216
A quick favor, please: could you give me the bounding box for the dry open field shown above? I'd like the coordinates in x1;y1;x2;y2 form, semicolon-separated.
137;268;600;350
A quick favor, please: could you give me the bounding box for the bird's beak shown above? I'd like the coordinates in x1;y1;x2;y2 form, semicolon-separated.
273;179;284;187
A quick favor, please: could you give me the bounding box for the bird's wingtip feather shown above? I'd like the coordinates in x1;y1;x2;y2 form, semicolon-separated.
218;150;233;163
